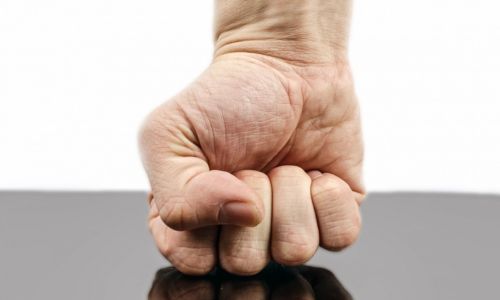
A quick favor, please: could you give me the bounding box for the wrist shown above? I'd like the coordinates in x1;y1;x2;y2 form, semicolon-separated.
214;0;352;65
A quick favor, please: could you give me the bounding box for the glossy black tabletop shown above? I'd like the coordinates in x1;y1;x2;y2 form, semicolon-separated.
1;192;499;299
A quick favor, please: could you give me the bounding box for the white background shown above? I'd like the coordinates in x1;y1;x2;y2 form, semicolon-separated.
1;0;499;192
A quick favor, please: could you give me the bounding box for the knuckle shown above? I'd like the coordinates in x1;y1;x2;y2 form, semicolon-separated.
322;220;361;251
272;229;318;265
272;241;317;265
168;246;215;275
269;165;306;179
221;248;268;275
311;175;350;200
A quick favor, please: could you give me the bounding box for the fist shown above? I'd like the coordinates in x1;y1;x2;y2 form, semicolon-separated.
140;52;364;275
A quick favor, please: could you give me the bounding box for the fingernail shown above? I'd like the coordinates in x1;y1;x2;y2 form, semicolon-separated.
219;202;261;226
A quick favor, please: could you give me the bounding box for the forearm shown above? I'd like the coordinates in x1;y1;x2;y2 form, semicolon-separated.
214;0;353;64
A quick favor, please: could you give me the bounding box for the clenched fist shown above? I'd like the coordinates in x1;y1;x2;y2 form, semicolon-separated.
139;0;364;275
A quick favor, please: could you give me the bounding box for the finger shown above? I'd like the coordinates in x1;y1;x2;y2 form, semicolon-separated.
309;172;361;251
149;198;218;275
268;166;319;265
308;169;364;206
219;170;272;275
140;102;264;230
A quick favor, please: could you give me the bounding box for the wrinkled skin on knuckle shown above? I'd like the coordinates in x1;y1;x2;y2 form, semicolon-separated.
272;241;317;265
167;246;216;276
272;228;317;265
221;249;268;275
311;175;347;201
321;217;361;251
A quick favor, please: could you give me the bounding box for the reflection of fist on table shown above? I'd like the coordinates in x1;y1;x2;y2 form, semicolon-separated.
140;0;364;275
148;264;353;300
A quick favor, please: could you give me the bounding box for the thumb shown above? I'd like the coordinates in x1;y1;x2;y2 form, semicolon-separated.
139;103;263;231
161;167;264;231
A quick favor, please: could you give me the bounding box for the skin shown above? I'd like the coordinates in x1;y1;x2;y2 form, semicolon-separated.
140;0;364;275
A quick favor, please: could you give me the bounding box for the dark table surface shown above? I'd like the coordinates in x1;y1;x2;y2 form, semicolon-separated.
1;192;499;299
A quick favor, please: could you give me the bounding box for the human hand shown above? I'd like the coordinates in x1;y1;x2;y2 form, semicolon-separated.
140;0;364;275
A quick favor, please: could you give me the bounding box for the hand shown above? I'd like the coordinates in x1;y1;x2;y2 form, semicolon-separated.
140;0;364;275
